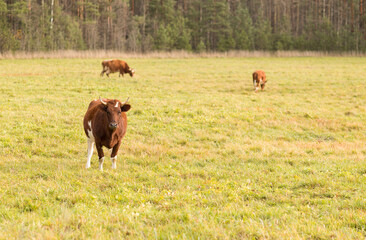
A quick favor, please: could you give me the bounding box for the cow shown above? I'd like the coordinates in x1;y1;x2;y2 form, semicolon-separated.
100;59;135;77
83;97;131;170
252;70;268;92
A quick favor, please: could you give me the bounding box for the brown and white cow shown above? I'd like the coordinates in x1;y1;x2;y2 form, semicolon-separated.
100;59;135;77
252;70;268;92
83;97;131;170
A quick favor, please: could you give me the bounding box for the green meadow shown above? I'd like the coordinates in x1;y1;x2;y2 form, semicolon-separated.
0;57;366;239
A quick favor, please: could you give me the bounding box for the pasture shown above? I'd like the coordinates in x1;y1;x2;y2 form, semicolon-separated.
0;57;366;239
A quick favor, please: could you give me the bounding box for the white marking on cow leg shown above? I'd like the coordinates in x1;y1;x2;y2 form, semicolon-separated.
87;122;94;140
86;121;95;169
86;139;94;168
255;87;260;92
99;157;105;171
111;156;117;169
253;80;256;89
114;102;119;108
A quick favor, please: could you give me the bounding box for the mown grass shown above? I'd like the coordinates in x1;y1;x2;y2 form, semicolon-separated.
0;57;365;239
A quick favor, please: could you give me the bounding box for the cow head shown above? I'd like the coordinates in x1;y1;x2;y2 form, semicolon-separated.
260;79;268;90
100;97;131;131
129;68;135;77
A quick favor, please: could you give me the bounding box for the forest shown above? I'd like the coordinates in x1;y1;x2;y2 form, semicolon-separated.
1;0;366;52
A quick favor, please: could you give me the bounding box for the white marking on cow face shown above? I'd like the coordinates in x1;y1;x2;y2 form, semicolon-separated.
111;155;117;169
114;102;119;108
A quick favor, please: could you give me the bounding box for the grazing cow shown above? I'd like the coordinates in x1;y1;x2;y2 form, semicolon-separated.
100;59;135;77
252;70;268;92
83;97;131;170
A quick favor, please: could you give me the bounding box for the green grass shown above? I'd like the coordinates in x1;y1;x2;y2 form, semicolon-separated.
0;57;366;239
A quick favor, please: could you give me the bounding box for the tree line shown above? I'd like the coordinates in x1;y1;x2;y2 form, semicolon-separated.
1;0;365;53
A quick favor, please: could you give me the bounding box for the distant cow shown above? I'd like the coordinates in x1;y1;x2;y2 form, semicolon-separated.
83;97;131;170
252;70;268;92
100;59;135;77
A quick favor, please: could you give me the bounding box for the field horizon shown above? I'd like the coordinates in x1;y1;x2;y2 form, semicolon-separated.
0;57;365;239
1;50;366;60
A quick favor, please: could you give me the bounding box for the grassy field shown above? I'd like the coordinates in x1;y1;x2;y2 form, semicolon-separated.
0;57;365;239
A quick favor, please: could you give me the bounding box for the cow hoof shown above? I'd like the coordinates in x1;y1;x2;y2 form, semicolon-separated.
86;164;91;169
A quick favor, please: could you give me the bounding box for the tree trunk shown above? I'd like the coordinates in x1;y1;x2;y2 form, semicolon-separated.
50;0;54;30
360;0;364;28
351;0;354;32
131;0;134;14
271;0;275;33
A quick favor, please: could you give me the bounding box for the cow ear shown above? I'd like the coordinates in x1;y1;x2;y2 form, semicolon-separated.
121;104;131;112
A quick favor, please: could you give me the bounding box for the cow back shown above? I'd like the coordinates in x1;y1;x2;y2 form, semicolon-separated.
253;70;266;82
102;60;127;73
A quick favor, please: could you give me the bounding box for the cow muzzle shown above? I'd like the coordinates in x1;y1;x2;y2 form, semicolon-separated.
109;122;118;130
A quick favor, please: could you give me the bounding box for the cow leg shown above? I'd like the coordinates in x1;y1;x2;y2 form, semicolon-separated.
111;142;122;169
86;138;94;168
259;79;265;91
111;155;117;169
101;66;108;76
254;80;260;92
106;68;111;78
95;141;105;171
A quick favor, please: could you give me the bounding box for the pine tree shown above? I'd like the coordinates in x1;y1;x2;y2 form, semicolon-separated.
0;0;18;52
232;4;254;50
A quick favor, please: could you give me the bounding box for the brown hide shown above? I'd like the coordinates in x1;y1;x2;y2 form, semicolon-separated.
101;59;135;77
252;70;267;92
83;98;131;165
